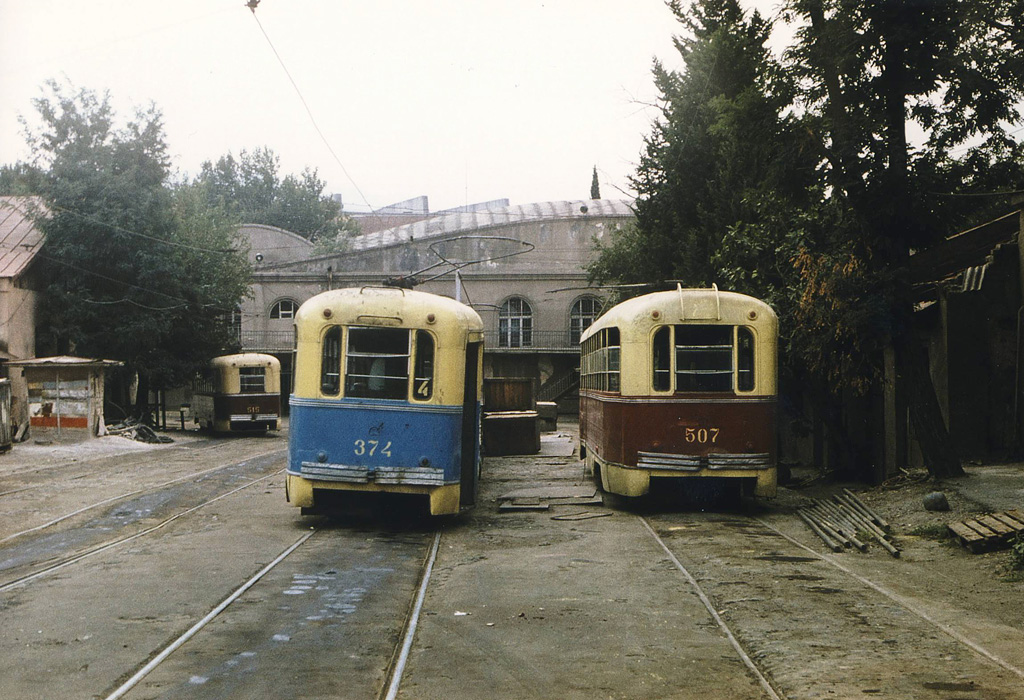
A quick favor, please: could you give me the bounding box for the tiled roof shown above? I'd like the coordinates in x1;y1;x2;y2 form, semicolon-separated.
0;196;45;279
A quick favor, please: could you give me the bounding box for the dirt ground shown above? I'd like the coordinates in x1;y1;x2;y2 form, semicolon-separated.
773;459;1024;633
4;423;1024;698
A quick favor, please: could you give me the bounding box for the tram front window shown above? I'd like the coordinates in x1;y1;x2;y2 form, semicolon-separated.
346;327;411;400
239;367;266;394
675;325;733;392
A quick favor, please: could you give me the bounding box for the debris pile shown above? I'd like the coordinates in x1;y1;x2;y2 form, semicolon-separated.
797;488;899;558
106;419;174;444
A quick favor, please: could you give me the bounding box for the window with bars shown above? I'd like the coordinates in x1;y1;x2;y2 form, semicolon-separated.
238;367;266;394
499;297;533;348
651;325;756;393
570;296;602;345
345;327;410;400
580;327;620;392
270;299;298;319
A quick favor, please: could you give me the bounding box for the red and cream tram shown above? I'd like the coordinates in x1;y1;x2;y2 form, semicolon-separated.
579;285;778;498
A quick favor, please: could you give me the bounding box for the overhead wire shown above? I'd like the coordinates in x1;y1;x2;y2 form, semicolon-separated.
246;5;389;234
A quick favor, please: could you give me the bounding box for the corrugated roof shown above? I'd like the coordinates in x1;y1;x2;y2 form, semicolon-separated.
5;355;123;368
348;199;634;253
0;196;45;279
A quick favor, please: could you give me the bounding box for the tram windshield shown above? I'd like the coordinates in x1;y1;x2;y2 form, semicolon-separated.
238;367;266;394
346;327;410;399
654;325;756;393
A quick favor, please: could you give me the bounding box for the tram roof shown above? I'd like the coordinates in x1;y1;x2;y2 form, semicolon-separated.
296;286;484;331
582;287;777;341
210;353;281;369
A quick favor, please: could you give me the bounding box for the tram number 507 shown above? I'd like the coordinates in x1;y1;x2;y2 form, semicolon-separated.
684;427;720;444
354;439;392;457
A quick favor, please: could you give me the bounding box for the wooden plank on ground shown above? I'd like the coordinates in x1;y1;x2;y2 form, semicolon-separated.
949;512;1024;553
1005;509;1024;526
989;512;1024;533
976;515;1015;537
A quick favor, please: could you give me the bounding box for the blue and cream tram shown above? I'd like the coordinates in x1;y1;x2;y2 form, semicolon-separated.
192;353;281;433
579;286;778;499
286;287;484;516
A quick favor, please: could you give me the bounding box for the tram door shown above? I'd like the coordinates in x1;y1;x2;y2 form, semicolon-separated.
459;342;481;507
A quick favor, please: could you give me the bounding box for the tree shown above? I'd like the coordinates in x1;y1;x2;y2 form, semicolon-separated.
590;0;817;293
23;80;251;415
191;147;359;247
592;0;1024;480
590;166;601;199
782;0;1024;477
0;162;45;195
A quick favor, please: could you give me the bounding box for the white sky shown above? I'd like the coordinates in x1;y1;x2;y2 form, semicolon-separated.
0;0;785;214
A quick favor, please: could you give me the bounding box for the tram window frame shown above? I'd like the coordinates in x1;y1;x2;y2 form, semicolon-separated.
320;326;342;395
675;325;734;392
580;327;621;393
737;326;756;391
238;367;266;394
653;326;671;392
345;326;411;400
412;330;435;401
656;324;757;394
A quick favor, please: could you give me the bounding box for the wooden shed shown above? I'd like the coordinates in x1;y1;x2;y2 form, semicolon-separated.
4;356;123;441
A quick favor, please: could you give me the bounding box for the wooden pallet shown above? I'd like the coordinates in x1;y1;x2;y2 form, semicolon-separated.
948;510;1024;553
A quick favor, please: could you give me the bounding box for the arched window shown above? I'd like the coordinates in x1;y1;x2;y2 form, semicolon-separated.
270;299;298;320
499;297;533;348
570;296;602;344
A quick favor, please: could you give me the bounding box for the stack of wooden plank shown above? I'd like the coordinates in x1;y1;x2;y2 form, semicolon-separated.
948;510;1024;553
797;489;899;558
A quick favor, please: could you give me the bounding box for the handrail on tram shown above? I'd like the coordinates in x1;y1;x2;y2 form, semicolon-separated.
677;282;721;321
360;285;407;295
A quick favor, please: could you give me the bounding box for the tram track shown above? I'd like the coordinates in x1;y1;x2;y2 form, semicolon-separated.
0;436;237;485
640;510;1024;698
0;450;286;544
0;468;285;593
91;522;442;700
92;527;444;700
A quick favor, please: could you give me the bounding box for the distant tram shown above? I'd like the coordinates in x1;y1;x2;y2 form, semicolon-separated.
579;286;778;499
286;287;484;516
193;353;281;433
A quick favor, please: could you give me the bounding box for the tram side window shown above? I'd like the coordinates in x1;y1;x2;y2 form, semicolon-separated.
606;328;621;392
737;327;755;391
239;367;266;394
413;330;434;401
675;325;733;392
653;327;671;391
320;326;342;395
346;327;410;400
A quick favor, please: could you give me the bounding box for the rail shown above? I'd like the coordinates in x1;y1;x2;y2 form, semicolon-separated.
482;330;581;353
238;330;294;353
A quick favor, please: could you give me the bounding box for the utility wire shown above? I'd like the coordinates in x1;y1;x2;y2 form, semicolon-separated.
45;203;238;254
247;5;388;233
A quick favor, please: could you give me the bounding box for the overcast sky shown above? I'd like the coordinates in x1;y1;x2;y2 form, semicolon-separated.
0;0;784;214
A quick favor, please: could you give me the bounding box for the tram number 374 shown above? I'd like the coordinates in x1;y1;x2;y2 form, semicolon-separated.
684;427;720;444
354;439;393;457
